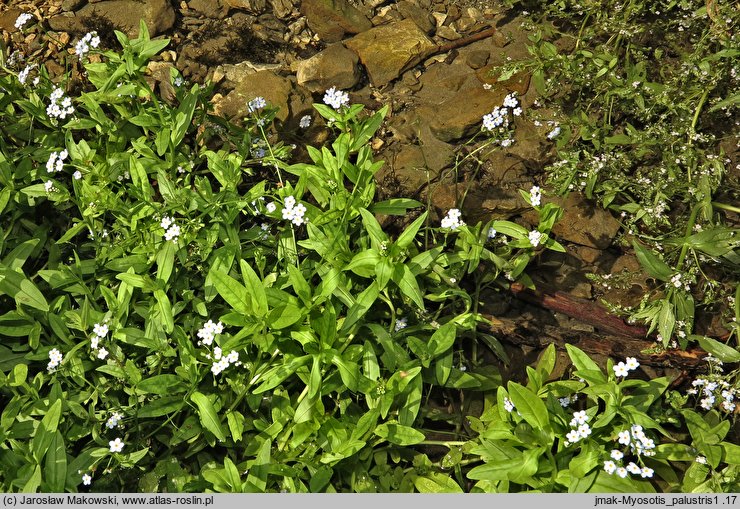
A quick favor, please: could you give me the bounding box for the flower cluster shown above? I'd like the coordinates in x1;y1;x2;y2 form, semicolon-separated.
617;424;656;457
46;150;68;173
44;180;57;193
394;317;408;332
547;125;562;140
196;320;224;346
440;208;465;230
47;87;74;120
688;378;736;413
18;63;36;85
299;114;312;128
248;96;267;113
47;348;63;372
160;216;180;243
564;410;592;446
613;356;640;378
558;393;579;407
481;93;520;146
209;347;242;376
90;322;110;360
15;12;33;30
603;453;654;479
75;31;100;59
528;230;543;247
323;86;350;110
529;185;541;207
503;397;515;413
669;272;693;292
109;437;124;453
106;411;123;429
281;196;307;227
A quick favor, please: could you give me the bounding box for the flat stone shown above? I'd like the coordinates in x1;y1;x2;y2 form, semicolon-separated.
269;0;295;18
396;0;434;34
295;43;360;93
345;18;435;87
301;0;372;43
436;25;461;40
216;70;294;122
465;49;489;69
59;0;176;38
189;0;229;18
223;0;267;14
547;194;622;250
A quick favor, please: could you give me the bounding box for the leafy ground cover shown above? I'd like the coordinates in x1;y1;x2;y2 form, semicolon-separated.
0;0;738;493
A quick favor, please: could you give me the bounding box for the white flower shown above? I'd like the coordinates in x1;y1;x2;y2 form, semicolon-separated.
18;64;36;84
616;467;628;478
160;216;173;229
503;397;515;413
211;358;230;376
566;429;580;443
625;357;640;370
82;473;92;486
613;362;629;378
558;396;571;407
603;460;617;474
618;430;631;445
394;317;408;332
512;106;522;116
93;323;109;337
503;93;519;108
610;449;624;461
97;347;109;360
227;350;239;363
529;185;541;206
106;412;122;429
299;115;312;128
109;438;124;453
700;396;715;410
626;462;641;474
640;467;654;478
44;180;56;193
487;227;497;239
197;320;223;346
90;336;100;349
164;224;181;242
266;202;277;213
570;410;588;426
248;96;267;112
15;13;33;30
695;456;707;464
528;230;543;247
47;348;63;372
721;400;736;412
323;87;350;110
47;87;74;120
547;126;561;139
73;170;82;180
577;423;592;439
213;346;222;360
440;209;465;230
281;196;307;227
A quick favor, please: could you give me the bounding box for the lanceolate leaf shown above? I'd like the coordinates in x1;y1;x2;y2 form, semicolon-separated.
190;392;226;442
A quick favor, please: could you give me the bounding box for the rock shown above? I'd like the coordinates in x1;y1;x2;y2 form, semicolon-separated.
189;0;229;18
396;0;434;34
0;9;24;33
212;61;283;85
295;43;360;93
269;0;295;18
214;70;312;125
387;145;430;192
547;193;622;250
420;86;506;142
301;0;373;43
60;0;176;38
465;49;489;69
436;25;461;40
62;0;86;12
223;0;267;14
345;19;435;87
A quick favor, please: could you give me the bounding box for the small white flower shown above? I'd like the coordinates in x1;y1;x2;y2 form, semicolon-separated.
106;412;122;429
15;13;33;30
695;456;707;464
618;430;631;445
44;180;55;193
616;467;628;478
73;170;82;180
299;115;312;128
547;126;561;140
82;473;92;486
160;216;173;229
90;336;99;349
266;202;277;213
323;87;350;110
640;466;654;478
487;227;497;239
394;317;408;332
528;230;543;247
109;438;124;453
611;449;624;461
613;362;629;378
566;430;580;443
626;462;641;474
572;410;588;425
503;397;515;413
440;209;465;230
93;323;109;337
97;347;108;360
603;460;617;474
625;357;640;370
248;96;267;112
164;224;181;242
529;185;541;206
577;423;591;439
558;396;571;407
227;350;239;363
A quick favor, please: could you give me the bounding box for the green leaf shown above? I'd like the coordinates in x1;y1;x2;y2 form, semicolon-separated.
44;430;67;492
370;198;423;215
396;212;427;249
342;281;379;333
393;264;425;309
507;382;552;433
156;241;176;284
190;392;226;442
137;374;186;395
374;422;425;445
413;473;464;493
154;289;174;334
239;259;268;317
428;321;457;358
632;241;672;281
32;399;62;462
695;336;740;363
0;264;49;312
210;268;252;316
